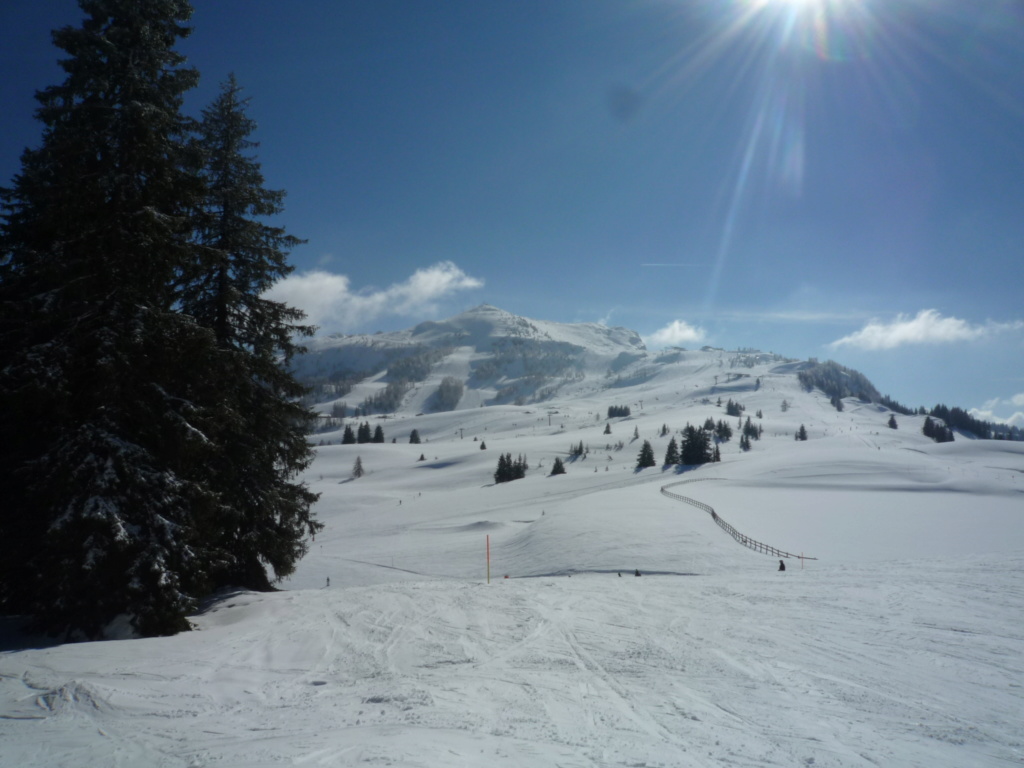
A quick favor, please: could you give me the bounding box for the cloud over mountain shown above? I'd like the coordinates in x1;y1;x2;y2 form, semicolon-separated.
644;319;706;348
264;261;483;333
829;309;1023;350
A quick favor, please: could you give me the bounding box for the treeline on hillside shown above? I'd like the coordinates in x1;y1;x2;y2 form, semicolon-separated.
304;345;451;411
800;362;1016;440
0;5;320;638
797;360;881;404
430;376;464;412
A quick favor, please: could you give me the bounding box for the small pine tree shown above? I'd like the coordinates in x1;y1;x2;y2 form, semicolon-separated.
342;425;356;444
372;425;385;443
664;437;680;466
480;440;487;450
409;429;421;444
604;423;611;435
550;457;566;476
352;456;365;479
796;424;808;441
636;440;657;469
888;414;898;429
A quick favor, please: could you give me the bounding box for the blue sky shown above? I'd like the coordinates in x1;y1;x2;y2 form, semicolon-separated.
2;0;1023;425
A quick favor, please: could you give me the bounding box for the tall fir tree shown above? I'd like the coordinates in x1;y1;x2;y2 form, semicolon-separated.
0;0;220;638
179;74;320;591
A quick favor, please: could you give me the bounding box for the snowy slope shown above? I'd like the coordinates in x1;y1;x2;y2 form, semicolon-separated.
2;314;1023;767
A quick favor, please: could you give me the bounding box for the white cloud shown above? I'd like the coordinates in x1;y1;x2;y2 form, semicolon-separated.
644;319;706;348
968;406;1024;429
829;309;1023;351
970;392;1024;428
265;261;483;333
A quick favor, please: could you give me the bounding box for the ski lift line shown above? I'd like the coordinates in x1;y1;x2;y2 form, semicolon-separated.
660;479;818;561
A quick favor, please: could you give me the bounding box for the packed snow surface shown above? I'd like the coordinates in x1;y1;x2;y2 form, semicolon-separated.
3;345;1023;767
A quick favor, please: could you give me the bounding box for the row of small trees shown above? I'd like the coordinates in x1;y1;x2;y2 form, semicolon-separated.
494;453;529;483
341;423;387;444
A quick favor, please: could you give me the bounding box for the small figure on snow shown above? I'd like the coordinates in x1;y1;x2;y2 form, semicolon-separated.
778;559;785;572
634;569;641;577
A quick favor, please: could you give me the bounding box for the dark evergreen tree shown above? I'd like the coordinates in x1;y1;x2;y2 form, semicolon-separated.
725;399;744;417
341;425;356;444
741;417;761;442
0;0;222;638
664;437;680;466
740;434;752;451
372;424;385;443
409;429;421;444
922;416;936;439
513;454;528;480
494;453;510;483
681;425;712;465
796;424;808;441
352;456;364;478
636;440;656;469
888;414;898;430
715;419;733;442
356;421;372;443
480;440;486;450
550;457;566;475
180;74;319;592
604;423;611;435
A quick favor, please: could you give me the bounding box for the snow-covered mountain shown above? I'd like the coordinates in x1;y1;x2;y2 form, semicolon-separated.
296;304;795;415
4;305;1023;767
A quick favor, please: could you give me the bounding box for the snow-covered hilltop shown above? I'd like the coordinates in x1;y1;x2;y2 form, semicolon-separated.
297;304;800;416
